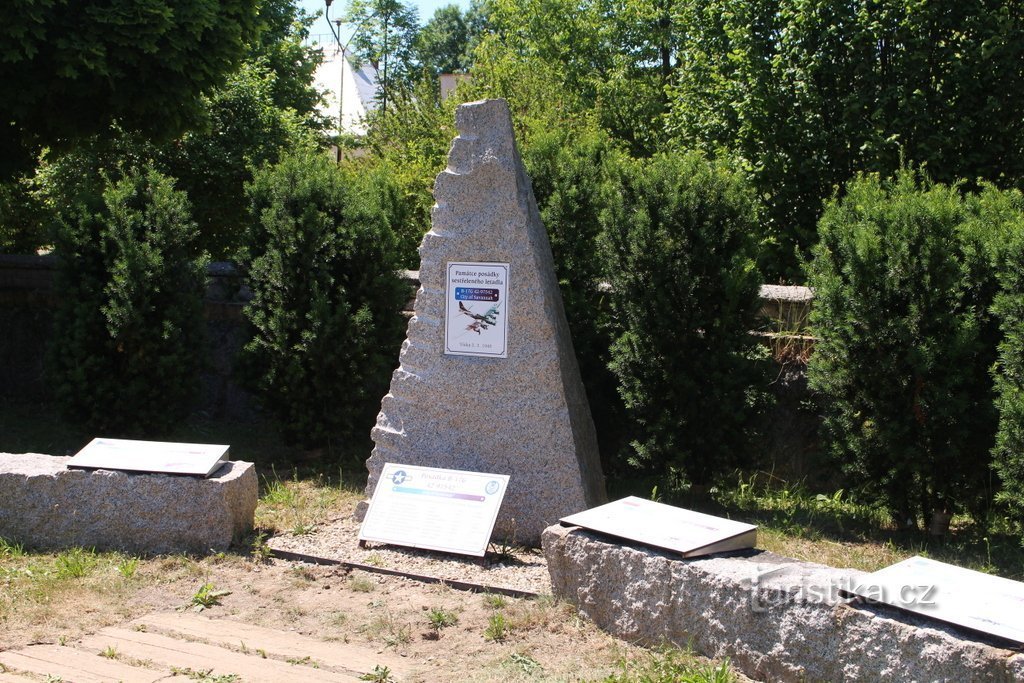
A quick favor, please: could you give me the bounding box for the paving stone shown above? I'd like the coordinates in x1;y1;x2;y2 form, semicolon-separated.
78;627;360;683
134;611;408;677
0;644;179;682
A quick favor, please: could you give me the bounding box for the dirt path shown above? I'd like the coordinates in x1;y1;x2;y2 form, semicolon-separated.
0;492;748;681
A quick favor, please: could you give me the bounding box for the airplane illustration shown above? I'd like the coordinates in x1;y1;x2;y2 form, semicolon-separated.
459;301;499;334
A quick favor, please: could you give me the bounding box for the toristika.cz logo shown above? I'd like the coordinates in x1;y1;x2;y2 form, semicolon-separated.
746;564;938;613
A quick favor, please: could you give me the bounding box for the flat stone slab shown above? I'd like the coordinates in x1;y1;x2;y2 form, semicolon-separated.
543;524;1024;682
0;453;256;554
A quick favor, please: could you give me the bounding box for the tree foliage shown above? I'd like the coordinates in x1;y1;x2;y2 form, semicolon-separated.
358;77;460;267
162;62;319;258
246;0;325;122
343;0;420;113
415;4;471;75
0;0;259;181
0;174;47;253
479;0;674;155
668;0;1024;279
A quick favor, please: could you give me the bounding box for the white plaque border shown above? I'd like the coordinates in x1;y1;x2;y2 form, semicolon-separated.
358;462;510;557
444;261;510;359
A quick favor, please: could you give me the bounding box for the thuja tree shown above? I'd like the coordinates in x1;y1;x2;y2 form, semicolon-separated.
48;163;207;433
240;150;407;453
600;151;767;489
806;170;1000;527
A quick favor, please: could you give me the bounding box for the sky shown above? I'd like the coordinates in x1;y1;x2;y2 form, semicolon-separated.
298;0;472;48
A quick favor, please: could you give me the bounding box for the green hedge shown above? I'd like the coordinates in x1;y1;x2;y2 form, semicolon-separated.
240;150;407;453
807;171;1009;526
600;151;767;490
48;163;207;433
992;207;1024;528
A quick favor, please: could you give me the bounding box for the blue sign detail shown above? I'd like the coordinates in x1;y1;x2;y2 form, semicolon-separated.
455;287;500;302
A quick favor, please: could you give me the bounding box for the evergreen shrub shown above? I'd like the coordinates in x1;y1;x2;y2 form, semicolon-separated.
992;208;1024;529
48;163;207;433
600;151;767;489
807;170;1003;527
522;123;628;471
241;150;407;452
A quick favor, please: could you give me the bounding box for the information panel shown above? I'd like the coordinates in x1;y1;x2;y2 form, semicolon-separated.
358;463;510;556
444;262;510;358
560;496;757;558
67;438;229;478
843;555;1024;645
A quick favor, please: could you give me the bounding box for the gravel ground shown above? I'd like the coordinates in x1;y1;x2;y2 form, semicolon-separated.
267;511;554;596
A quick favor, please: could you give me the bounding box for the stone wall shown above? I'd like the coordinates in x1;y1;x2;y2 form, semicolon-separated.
543;524;1024;682
0;256;255;417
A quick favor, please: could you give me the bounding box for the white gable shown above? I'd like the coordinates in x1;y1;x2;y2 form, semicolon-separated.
314;46;380;136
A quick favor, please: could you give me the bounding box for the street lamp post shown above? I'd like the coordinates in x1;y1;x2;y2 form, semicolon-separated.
325;0;345;139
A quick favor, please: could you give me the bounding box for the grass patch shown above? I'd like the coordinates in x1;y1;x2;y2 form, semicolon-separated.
348;575;375;593
0;537;25;558
504;651;542;676
360;611;413;648
170;667;241;682
359;664;396;683
117;557;140;579
709;471;1024;579
601;647;734;683
504;595;577;635
0;545;208;644
181;582;231;612
426;607;458;636
482;592;507;610
55;547;98;579
256;467;362;536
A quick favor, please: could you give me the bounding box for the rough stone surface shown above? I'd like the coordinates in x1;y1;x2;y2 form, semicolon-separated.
359;99;606;545
543;524;1023;682
0;453;257;554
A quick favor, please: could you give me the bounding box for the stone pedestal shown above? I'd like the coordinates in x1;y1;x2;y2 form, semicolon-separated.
543;524;1024;682
0;453;257;554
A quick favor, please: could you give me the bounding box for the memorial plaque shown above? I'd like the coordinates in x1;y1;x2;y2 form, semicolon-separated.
444;261;510;358
560;496;757;558
67;438;229;478
843;555;1024;644
358;463;510;556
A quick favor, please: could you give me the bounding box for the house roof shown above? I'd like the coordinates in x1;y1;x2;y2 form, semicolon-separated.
314;46;380;136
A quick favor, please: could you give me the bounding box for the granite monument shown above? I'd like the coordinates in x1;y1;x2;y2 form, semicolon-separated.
357;98;606;545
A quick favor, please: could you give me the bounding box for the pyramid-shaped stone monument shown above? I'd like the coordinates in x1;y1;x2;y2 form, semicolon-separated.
357;99;606;545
